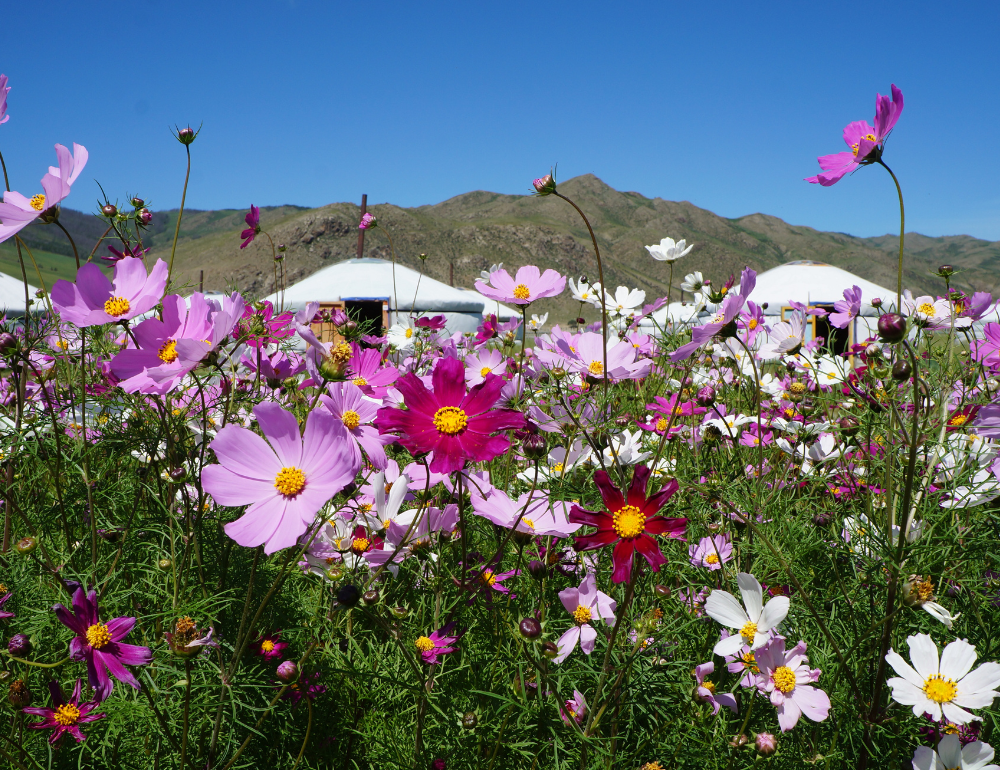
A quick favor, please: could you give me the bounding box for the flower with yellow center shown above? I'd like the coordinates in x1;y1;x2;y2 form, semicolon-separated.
260;639;275;653
405;328;413;339
352;537;371;553
740;651;760;673
481;570;497;586
53;703;81;726
573;605;592;624
705;572;790;657
772;665;796;693
86;623;112;649
274;467;306;497
551;462;564;474
705;553;720;565
655;417;669;432
433;406;467;435
29;194;46;211
352;376;367;387
521;518;535;530
949;414;968;426
918;302;937;316
341;410;361;430
513;284;531;300
415;636;435;652
612;505;645;539
588;360;604;376
923;674;958;704
740;621;758;643
850;133;878;156
157;339;178;364
480;366;492;377
104;296;131;317
701;680;716;694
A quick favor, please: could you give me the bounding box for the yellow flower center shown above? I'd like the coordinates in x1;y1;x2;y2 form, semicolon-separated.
480;366;492;377
551;462;564;474
741;651;759;673
260;640;275;653
917;578;935;602
86;623;112;649
521;517;535;529
104;296;131;317
481;570;497;586
588;361;604;376
573;605;592;624
949;414;968;426
157;339;178;364
352;376;367;387
404;328;413;339
358;502;373;513
513;284;531;300
747;318;758;330
341;410;361;430
29;194;46;211
352;537;370;552
701;680;716;694
433;406;468;435
705;553;719;564
850;133;878;156
53;703;81;726
773;665;796;693
612;505;645;539
740;621;758;643
656;417;669;431
274;467;306;497
331;342;352;363
923;674;957;704
918;302;936;316
56;339;69;350
789;382;807;395
415;636;435;652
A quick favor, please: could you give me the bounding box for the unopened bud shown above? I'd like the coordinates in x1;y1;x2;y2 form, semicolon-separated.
755;732;777;756
362;589;380;605
101;204;118;218
138;208;153;225
891;360;912;381
176;126;197;145
695;386;716;407
812;511;831;527
542;641;558;659
532;173;556;196
937;265;954;278
14;537;37;555
158;558;172;570
519;617;541;639
7;679;31;709
7;634;31;658
276;660;298;682
839;416;860;436
460;711;477;730
527;560;547;580
131;197;145;208
878;313;906;343
521;433;547;460
654;584;671;598
337;584;361;607
871;297;883;308
0;333;16;355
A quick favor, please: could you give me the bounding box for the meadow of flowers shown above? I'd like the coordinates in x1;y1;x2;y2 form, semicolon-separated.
2;77;1000;769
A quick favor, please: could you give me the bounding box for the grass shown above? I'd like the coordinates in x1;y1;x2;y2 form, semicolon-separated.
0;239;90;286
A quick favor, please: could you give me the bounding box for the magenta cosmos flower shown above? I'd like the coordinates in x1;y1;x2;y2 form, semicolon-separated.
474;265;566;306
806;84;904;186
0;73;9;125
554;572;616;663
253;631;288;660
24;680;106;744
374;356;526;474
695;661;738;715
359;212;376;229
240;204;261;249
51;257;168;327
202;402;358;554
238;300;295;349
0;143;88;244
415;621;463;665
570;465;687;583
53;587;152;702
754;636;831;732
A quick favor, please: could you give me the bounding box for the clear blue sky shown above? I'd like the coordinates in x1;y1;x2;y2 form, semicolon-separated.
3;1;999;240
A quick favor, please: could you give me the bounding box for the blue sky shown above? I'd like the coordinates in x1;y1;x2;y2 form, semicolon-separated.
3;1;999;240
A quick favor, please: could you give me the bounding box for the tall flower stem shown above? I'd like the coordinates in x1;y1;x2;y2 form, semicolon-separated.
553;192;609;400
372;223;399;326
0;151;31;316
55;220;80;269
667;261;674;305
878;159;905;310
167;144;192;288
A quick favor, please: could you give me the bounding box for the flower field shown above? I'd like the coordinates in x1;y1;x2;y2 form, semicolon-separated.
3;76;1000;769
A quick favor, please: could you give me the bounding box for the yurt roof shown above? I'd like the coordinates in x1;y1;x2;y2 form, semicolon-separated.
0;271;39;315
266;258;485;313
751;261;894;316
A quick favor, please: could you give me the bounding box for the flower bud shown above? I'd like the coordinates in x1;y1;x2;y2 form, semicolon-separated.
138;208;153;225
654;584;671;599
729;733;749;749
7;679;31;709
519;617;542;639
276;660;298;682
460;711;477;730
812;511;831;527
527;560;547;580
158;558;172;570
0;332;16;355
14;536;37;555
937;265;954;278
839;416;860;436
891;360;911;381
101;204;118;218
98;528;123;543
359;212;377;230
695;386;716;407
871;297;882;308
337;584;361;607
169;467;187;483
576;317;586;325
8;634;31;658
176;126;197;145
532;174;556;196
521;433;547;460
390;605;409;618
542;641;558;659
550;367;566;380
755;732;778;756
877;313;906;343
131;197;145;208
362;589;380;605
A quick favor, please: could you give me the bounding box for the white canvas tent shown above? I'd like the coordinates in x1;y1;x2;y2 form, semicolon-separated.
265;258;488;335
457;288;519;322
0;272;39;316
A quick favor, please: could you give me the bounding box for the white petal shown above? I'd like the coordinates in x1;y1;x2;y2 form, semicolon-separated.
885;649;924;688
958;662;1000;697
704;589;749;629
906;634;941;680
936;735;962;769
962;740;997;770
910;745;943;770
759;596;790;633
713;633;746;658
921;602;959;629
940;637;978;680
736;572;764;622
941;700;979;725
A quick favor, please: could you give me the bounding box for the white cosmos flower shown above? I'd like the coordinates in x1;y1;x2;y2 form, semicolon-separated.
911;734;1000;770
386;319;417;349
480;262;503;281
705;572;790;656
355;471;410;531
645;236;694;263
598;429;650;466
606;286;646;318
886;633;1000;724
680;271;706;294
528;312;548;331
569;277;596;305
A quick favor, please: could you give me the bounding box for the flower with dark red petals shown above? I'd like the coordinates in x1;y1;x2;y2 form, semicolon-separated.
23;679;105;744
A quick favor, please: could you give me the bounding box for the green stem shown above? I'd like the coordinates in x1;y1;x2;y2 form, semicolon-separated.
55;220;80;269
878;159;905;311
167;144;192;288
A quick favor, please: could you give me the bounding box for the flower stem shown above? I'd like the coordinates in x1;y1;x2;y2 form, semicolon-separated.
878;159;905;311
55;220;80;270
167;144;192;289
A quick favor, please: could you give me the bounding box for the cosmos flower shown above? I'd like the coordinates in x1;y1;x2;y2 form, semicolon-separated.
320;381;392;471
474;265;566;306
253;631;288;660
554;573;617;663
670;268;757;361
53;587;152;702
829;285;862;329
704;572;790;656
51;257;168;327
559;689;588;727
0;143;88;244
374;356;525;474
471;488;580;537
0;590;13;620
911;735;999;770
754;636;831;731
359;212;376;229
202;402;358;554
240;204;261;248
645;237;694;263
806;84;904;186
569;465;687;584
23;680;106;744
885;634;1000;724
694;661;737;715
689;533;733;571
414;622;463;665
238;300;295;348
528;312;548;331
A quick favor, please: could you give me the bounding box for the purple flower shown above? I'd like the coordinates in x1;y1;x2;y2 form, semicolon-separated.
253;631;288;660
103;242;150;265
238;300;295;348
806;84;904;186
281;670;326;707
829;285;862;329
415;622;463;665
0;590;14;620
559;689;587;726
689;533;733;571
670;268;757;361
53;588;152;702
202;402;359;554
471;488;580;538
554;573;616;663
0;73;9;125
23;680;105;744
320;381;393;470
0;143;88;245
240;205;261;249
694;661;738;715
359;212;376;229
754;636;830;732
415;315;447;330
51;257;168;327
474;265;566;306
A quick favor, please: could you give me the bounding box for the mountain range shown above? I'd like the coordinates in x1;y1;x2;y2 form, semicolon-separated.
11;174;1000;325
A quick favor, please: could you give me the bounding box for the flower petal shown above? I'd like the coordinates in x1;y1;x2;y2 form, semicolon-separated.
705;590;749;629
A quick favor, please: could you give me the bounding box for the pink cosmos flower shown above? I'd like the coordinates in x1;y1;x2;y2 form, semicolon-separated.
202;402;358;554
241;348;305;384
346;344;399;399
374;356;525;474
689;533;733;571
670;268;757;361
238;300;295;348
554;572;616;663
474;265;566;306
754;636;831;732
24;680;106;744
560;332;652;381
253;631;288;660
240;204;261;249
359;212;376;229
806;84;904;186
0;143;88;244
320;381;393;470
0;74;9;125
559;689;588;727
51;257;168;327
695;661;738;715
415;621;463;665
465;348;507;387
471;488;580;538
53;587;152;702
829;285;862;329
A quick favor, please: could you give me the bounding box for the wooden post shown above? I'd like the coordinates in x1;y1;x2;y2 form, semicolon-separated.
199;270;204;292
356;194;367;258
449;260;454;287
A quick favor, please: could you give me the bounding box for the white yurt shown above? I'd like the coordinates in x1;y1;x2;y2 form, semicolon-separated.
457;288;520;323
265;258;488;335
0;272;39;317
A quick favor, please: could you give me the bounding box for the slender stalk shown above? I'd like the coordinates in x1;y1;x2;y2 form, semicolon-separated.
290;697;313;770
180;659;192;770
54;220;80;269
167;144;192;287
87;224;114;263
878;159;905;310
375;224;400;326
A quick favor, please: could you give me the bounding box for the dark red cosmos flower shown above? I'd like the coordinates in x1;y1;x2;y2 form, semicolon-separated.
569;465;687;583
240;204;261;249
23;679;106;744
374;356;525;474
414;315;447;330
